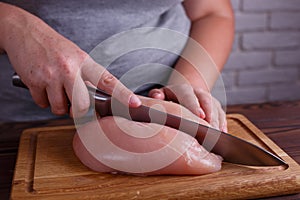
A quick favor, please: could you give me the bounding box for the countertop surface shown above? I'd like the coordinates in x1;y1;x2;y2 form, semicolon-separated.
1;100;300;200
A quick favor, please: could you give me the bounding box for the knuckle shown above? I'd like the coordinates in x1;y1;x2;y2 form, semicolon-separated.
57;56;73;75
202;97;212;106
44;69;56;84
195;87;205;94
28;68;52;87
51;104;68;116
76;50;89;61
215;101;223;111
57;51;88;76
52;108;67;116
73;99;90;115
100;71;117;88
74;50;89;70
76;106;88;114
37;102;49;108
118;86;131;98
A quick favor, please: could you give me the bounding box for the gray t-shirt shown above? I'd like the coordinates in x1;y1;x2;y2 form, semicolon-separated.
0;0;191;122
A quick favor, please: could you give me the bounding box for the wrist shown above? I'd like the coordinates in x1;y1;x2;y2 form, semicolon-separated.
169;61;211;92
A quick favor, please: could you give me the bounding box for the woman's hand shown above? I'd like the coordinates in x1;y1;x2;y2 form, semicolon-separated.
0;3;141;117
146;0;234;132
148;84;227;132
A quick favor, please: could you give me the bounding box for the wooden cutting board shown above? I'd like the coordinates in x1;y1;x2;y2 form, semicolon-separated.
11;114;300;200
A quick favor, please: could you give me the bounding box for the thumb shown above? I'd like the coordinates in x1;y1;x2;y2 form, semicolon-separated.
148;88;165;100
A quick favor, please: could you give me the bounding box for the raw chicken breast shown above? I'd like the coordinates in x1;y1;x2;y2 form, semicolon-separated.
73;97;222;175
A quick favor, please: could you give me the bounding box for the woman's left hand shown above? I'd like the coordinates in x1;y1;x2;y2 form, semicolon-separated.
148;84;227;132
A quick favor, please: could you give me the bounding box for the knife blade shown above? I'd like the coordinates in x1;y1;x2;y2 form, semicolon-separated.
12;74;288;167
90;86;287;167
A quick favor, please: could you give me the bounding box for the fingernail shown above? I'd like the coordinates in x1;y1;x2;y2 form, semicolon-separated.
198;108;206;119
129;95;141;107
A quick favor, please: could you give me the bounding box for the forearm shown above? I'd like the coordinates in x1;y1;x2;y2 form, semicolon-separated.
0;2;20;53
0;2;11;53
170;7;234;91
0;2;44;55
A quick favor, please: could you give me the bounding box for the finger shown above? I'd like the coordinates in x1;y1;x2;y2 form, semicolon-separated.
161;86;178;102
81;59;141;107
46;84;69;116
207;98;219;130
195;89;213;122
148;88;165;100
217;102;227;132
168;85;203;118
64;74;90;118
29;87;50;108
210;106;219;130
69;105;73;118
221;116;228;133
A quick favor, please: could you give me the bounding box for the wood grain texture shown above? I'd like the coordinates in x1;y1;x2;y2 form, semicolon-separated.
227;101;300;168
10;114;300;200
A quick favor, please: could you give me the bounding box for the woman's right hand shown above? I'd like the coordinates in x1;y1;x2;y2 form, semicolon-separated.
0;3;141;117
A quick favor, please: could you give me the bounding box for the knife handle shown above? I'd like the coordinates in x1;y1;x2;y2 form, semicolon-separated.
12;73;28;89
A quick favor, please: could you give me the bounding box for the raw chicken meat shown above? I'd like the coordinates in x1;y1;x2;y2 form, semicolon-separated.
73;97;222;175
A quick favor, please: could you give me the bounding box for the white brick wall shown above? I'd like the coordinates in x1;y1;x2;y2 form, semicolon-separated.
217;0;300;105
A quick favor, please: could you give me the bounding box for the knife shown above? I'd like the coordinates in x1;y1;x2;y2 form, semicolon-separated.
12;74;288;167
